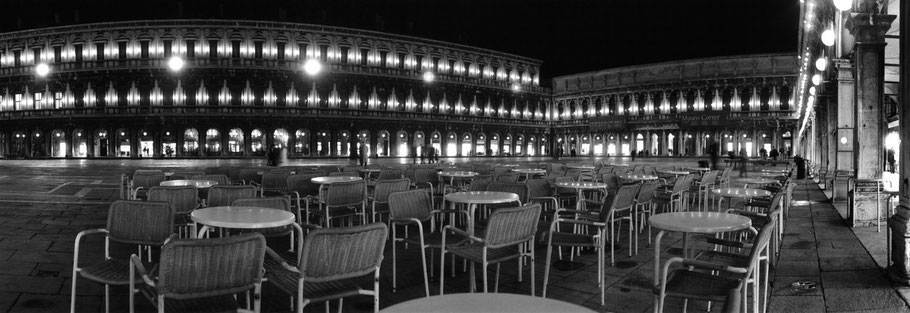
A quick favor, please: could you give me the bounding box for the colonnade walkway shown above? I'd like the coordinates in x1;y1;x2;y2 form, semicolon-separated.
768;180;910;312
0;159;906;312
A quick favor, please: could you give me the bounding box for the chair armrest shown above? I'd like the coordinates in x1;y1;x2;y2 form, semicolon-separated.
73;229;108;267
553;218;606;227
130;254;157;287
264;247;300;272
442;225;483;243
704;237;752;250
664;257;749;274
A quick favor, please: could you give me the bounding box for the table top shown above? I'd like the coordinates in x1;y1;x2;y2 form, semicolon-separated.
159;179;218;188
360;168;382;173
649;212;752;233
445;191;519;204
495;164;520;167
606;164;630;167
566;164;595;170
711;187;773;198
310;176;363;184
761;169;790;173
556;181;609;190
659;169;690;175
620;174;659;181
512;168;547;174
380;293;595;313
754;172;784;177
439;171;479;178
688;167;710;171
735;178;779;185
191;206;296;229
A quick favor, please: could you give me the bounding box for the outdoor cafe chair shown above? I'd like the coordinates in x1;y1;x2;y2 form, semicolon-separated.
71;200;174;313
316;180;367;227
129;171;166;200
287;173;322;225
129;233;266;313
257;171;292;197
148;186;200;238
206;185;257;208
265;223;388;313
370;178;410;223
439;203;541;295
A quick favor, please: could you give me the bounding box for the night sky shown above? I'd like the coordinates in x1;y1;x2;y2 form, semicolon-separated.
0;0;799;84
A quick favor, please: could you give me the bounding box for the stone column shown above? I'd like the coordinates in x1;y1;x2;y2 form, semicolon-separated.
834;58;856;201
889;2;910;283
851;13;895;180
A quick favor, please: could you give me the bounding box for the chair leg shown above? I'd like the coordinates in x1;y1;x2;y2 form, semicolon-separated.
439;249;446;295
494;263;501;293
392;225;398;293
543;243;553;298
530;241;536;297
419;236;430;297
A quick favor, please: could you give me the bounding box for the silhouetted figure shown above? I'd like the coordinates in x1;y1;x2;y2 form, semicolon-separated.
769;148;779;161
738;147;748;177
570;148;576;158
359;143;368;166
709;143;719;170
887;149;896;173
411;145;418;164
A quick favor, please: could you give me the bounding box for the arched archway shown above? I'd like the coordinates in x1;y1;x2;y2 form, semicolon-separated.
515;135;525;156
476;133;487;156
273;129;289;149
51;129;66;158
184;128;199;156
72;129;87;158
161;130;176;157
316;130;331;156
228;128;244;156
138;129;154;157
205;129;221;156
93;129;109;157
250;129;265;156
115;128;130;157
294;129;310;156
377;130;390;157
490;133;500;156
396;131;409;157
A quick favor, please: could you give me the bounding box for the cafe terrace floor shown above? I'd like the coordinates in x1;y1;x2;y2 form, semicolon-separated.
0;157;906;312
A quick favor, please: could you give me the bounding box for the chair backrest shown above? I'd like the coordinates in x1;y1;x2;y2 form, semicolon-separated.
611;184;640;211
741;210;779;276
329;171;360;177
229;168;244;184
207;185;257;207
526;179;554;198
378;168;404;180
107;200;174;245
239;168;262;184
601;174;620;190
148;186;199;215
496;172;520;183
412;168;438;185
473;166;493;175
317;166;339;175
133;172;166;188
636;181;659;203
324;180;367;207
493;166;511;177
673;174;694;193
189;174;230;186
231;197;291;212
700;171;719;186
466;175;493;191
261;172;291;190
483;203;541;248
287;174;321;197
171;171;205;180
548;163;565;173
299;223;388;282
486;182;530;204
342;166;363;173
388;189;434;221
373;178;411;203
156;233;266;299
554;176;576;194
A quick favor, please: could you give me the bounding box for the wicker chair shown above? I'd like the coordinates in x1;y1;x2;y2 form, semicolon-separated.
148;186;200;238
170;171;205;180
258;171;292;197
635;181;660;246
265;223;388;313
71;200;174;313
370;178;410;223
608;185;640;261
654;210;777;313
316;180;367;227
388;190;465;296
129;233;266;313
377;168;404;180
440;203;541;295
466;175;494;191
287;174;322;225
130;172;166;200
542;193;616;305
239;168;263;185
495;172;520;183
653;174;693;213
206;185;257;207
188;174;230;185
411;168;440;197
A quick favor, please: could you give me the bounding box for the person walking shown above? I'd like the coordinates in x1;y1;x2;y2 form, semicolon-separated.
738;147;748;177
410;145;418;164
887;149;896;173
359;142;369;167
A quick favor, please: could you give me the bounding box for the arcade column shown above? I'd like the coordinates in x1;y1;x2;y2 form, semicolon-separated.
889;2;910;284
851;13;895;180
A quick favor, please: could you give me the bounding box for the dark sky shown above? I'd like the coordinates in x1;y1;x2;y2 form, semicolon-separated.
0;0;799;83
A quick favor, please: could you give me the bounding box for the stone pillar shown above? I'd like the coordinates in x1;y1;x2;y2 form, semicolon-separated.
888;2;910;283
221;128;229;157
851;13;895;180
833;59;856;201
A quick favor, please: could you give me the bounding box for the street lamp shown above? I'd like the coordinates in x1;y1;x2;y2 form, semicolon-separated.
35;63;50;77
303;59;322;76
422;71;435;83
167;56;185;72
821;29;835;46
811;74;821;85
511;83;521;92
815;57;827;71
833;0;852;11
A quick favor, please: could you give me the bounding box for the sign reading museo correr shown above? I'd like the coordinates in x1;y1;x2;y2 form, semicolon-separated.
588;111;731;130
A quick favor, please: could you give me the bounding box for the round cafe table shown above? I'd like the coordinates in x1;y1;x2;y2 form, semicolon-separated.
711;187;773;210
649;211;755;309
761;169;790;174
619;174;659;183
380;292;595;313
688;167;710;173
658;169;690;178
735;178;779;188
566;164;595;171
445;191;519;236
310;176;363;185
160;179;218;188
439;171;478;193
512;168;546;180
191;206;302;239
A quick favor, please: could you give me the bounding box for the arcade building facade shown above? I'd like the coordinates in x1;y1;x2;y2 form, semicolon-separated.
0;20;797;160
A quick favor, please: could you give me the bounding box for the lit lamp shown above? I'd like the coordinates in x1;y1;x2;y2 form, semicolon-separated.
821;29;835;46
815;57;827;71
811;74;821;85
833;0;852;11
35;63;50;77
422;71;435;83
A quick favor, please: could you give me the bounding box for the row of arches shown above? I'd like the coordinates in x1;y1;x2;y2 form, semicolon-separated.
0;127;549;159
554;130;792;157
